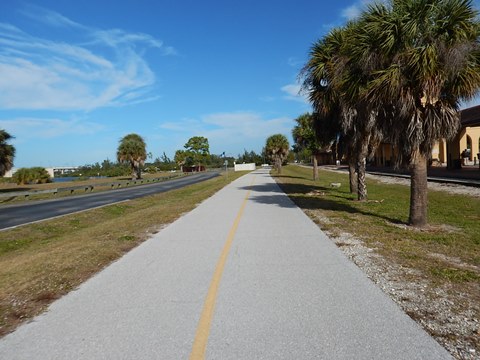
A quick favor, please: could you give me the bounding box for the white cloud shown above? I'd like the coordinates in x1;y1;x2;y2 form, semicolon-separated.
21;5;85;29
0;7;175;111
341;1;385;21
281;84;301;97
158;112;294;155
341;4;362;20
281;83;308;104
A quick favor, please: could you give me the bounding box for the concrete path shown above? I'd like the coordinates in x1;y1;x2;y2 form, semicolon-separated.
0;169;452;359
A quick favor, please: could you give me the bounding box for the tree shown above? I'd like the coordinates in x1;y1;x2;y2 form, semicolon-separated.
117;133;147;180
70;160;130;178
292;113;325;181
236;149;263;166
174;149;190;172
352;0;480;226
0;130;15;177
301;26;374;199
184;136;210;168
265;134;290;174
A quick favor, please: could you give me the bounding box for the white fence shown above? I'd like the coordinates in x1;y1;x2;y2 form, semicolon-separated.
234;163;256;171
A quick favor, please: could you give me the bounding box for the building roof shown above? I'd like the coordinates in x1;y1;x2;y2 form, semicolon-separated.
460;105;480;127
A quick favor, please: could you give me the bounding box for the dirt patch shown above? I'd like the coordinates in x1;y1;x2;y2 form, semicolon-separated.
387;222;462;234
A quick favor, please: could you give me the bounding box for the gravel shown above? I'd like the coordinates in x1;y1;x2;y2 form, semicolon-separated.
366;172;480;198
329;232;479;360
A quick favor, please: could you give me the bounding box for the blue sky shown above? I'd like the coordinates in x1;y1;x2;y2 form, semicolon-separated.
1;0;479;168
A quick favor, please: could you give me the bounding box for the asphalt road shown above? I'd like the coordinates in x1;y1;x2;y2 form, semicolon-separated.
0;169;452;359
0;172;219;230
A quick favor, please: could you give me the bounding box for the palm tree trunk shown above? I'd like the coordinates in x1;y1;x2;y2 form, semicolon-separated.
357;142;368;201
348;159;358;194
357;156;367;201
131;162;137;180
409;152;428;227
312;154;319;181
276;157;282;174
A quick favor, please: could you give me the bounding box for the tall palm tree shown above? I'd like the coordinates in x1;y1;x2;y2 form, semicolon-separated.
0;130;15;177
354;0;480;226
301;28;348;185
265;134;290;174
117;133;147;180
302;24;383;201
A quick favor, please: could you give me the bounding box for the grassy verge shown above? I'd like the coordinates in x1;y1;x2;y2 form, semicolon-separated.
275;165;479;280
274;165;479;355
0;171;246;336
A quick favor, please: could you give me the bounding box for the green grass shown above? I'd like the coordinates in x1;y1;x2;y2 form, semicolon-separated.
0;171;246;336
430;267;480;282
275;165;480;285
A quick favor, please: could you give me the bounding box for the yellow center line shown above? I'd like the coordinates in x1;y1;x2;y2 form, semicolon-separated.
189;176;255;360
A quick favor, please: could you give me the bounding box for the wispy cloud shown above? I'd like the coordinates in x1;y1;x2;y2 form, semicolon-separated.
341;4;362;20
20;4;85;29
158;112;294;154
0;6;174;111
287;57;304;68
281;83;308;104
341;1;384;21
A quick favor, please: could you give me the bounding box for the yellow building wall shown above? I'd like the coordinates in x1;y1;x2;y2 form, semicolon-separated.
371;125;479;168
372;143;394;166
459;126;480;161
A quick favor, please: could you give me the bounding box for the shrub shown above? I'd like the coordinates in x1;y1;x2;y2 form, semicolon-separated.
13;167;51;185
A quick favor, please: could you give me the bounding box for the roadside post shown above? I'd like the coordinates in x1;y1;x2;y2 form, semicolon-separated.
222;151;228;179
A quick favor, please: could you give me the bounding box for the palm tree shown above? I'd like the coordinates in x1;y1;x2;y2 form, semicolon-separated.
265;134;290;174
117;133;147;180
0;130;15;177
292;113;324;181
353;0;480;226
302;24;382;201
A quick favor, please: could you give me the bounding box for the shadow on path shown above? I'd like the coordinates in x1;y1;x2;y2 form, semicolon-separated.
241;176;405;224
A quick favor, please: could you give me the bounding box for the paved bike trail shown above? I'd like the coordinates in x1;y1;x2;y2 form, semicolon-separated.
0;169;452;359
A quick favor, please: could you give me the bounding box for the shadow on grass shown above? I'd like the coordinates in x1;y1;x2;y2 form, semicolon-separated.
276;182;406;225
240;178;406;224
275;175;311;181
